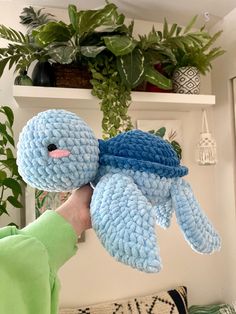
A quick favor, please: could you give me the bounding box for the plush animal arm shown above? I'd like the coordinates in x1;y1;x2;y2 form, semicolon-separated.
91;173;162;273
170;178;221;254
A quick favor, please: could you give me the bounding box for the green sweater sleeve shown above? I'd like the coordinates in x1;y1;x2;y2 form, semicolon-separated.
0;210;78;314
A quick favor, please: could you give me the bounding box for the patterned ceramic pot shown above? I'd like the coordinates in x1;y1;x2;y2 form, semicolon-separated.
172;66;200;94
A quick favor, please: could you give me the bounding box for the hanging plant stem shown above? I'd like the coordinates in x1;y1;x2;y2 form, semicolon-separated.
89;54;133;139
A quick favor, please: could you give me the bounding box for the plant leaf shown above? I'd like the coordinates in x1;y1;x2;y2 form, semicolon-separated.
3;178;22;196
145;66;172;90
49;46;77;64
163;18;169;39
6;148;14;159
117;48;145;88
104;35;136;56
156;127;166;138
168;23;178;37
0;122;15;146
0;106;14;127
32;22;72;46
7;195;22;208
0;170;7;182
68;4;78;32
202;30;223;51
0;203;8;216
0;57;12;78
77;3;117;36
184;15;198;34
171;140;182;159
176;26;182;36
81;46;106;58
0;25;27;43
0;159;18;175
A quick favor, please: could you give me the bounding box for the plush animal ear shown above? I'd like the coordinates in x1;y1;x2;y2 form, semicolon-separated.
170;178;221;254
91;173;162;273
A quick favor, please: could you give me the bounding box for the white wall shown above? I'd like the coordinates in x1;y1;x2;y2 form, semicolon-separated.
211;9;236;304
0;1;224;307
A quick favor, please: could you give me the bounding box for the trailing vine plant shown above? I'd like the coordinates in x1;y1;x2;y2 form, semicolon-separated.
89;54;133;139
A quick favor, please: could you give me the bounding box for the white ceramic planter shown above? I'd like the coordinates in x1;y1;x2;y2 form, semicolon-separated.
172;66;200;94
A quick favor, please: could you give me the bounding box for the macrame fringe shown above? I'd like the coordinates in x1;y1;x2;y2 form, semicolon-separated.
197;146;217;165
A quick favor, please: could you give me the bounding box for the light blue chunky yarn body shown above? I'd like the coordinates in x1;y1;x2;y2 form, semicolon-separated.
17;109;221;273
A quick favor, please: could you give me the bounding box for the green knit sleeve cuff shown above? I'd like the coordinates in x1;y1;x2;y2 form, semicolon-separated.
20;210;78;271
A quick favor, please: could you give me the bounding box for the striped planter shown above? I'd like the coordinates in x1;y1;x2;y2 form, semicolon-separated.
173;66;200;94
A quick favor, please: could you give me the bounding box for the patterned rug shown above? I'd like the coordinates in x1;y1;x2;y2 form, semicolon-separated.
59;286;188;314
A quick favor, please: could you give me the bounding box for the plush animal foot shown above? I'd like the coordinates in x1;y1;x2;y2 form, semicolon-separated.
153;199;174;228
91;173;162;273
171;179;221;254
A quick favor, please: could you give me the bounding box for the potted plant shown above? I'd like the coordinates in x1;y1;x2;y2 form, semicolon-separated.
149;127;182;159
158;16;225;94
20;6;56;86
0;2;173;138
0;6;54;85
30;3;173;138
0;106;24;226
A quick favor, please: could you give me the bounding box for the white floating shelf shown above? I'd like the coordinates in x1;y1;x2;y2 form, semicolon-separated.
13;86;215;111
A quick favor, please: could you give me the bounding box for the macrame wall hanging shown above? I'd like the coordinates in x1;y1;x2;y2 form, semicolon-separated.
196;109;217;165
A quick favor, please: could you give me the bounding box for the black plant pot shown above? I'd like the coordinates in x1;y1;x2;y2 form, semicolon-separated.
32;61;55;87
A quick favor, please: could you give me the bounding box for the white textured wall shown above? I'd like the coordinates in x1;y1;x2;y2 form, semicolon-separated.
210;9;236;304
0;1;223;307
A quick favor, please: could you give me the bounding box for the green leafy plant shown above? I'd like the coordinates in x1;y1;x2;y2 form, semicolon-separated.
30;4;172;88
149;127;182;159
103;26;172;91
0;25;50;77
0;10;46;78
164;36;225;76
0;6;56;77
20;6;55;32
0;3;174;138
30;3;172;138
89;54;133;139
157;16;225;76
0;106;24;219
31;3;130;65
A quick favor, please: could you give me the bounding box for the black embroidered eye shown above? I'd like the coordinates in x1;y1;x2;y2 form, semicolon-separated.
47;144;57;152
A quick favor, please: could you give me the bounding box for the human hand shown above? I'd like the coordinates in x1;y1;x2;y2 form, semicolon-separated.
56;184;93;237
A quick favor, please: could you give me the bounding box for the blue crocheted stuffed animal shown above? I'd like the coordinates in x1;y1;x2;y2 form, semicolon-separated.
17;109;221;273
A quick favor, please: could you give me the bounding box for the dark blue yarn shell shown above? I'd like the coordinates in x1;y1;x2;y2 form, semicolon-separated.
99;130;188;178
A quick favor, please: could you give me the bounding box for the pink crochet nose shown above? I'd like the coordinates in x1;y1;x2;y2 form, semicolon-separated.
48;149;71;158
